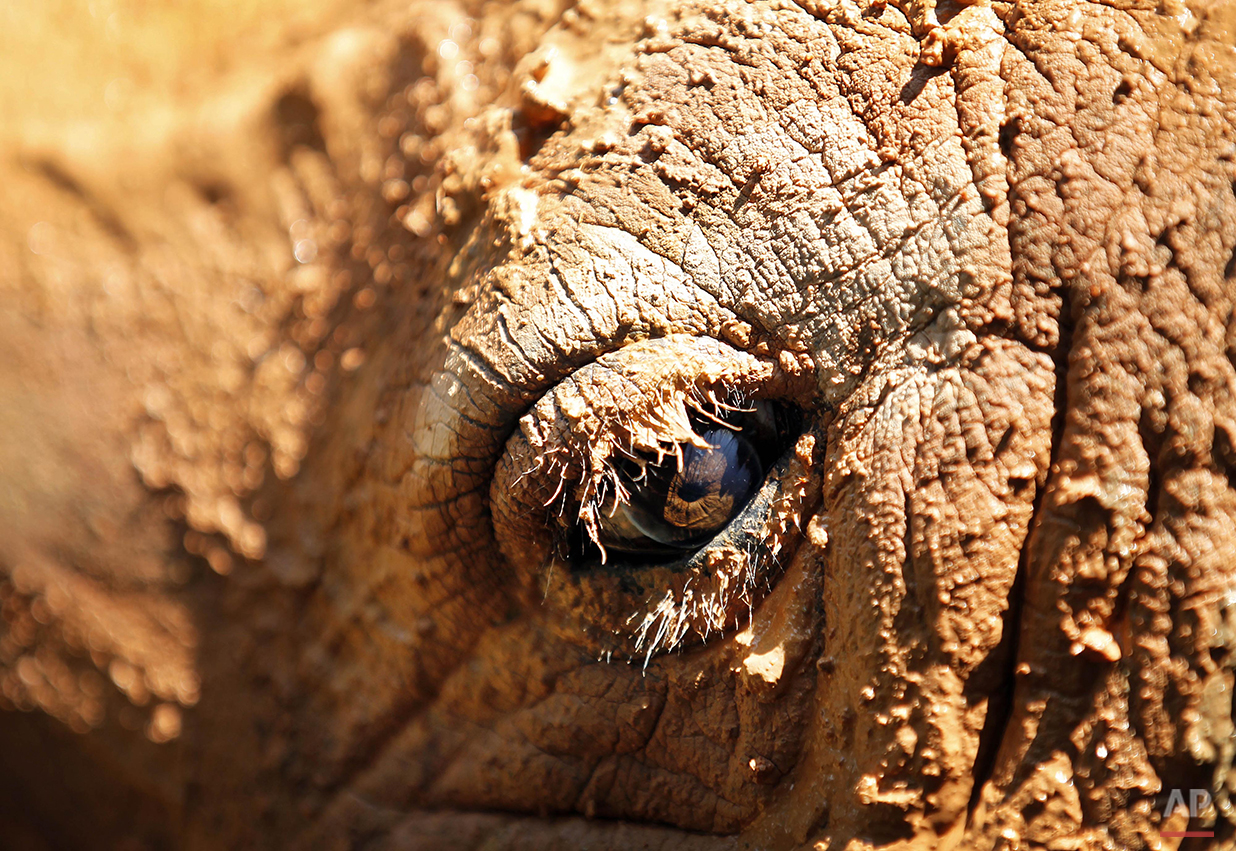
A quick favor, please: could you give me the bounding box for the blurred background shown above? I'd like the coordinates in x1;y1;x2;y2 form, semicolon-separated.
0;1;355;127
0;2;480;846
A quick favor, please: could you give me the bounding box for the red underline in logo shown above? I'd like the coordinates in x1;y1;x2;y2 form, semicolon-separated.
1160;831;1215;838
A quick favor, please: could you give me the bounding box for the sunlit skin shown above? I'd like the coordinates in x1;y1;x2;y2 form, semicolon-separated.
1;1;1234;848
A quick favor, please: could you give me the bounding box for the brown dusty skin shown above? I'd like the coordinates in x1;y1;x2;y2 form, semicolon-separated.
0;0;1234;849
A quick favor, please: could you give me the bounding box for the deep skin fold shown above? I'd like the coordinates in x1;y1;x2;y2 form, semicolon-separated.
0;0;1234;849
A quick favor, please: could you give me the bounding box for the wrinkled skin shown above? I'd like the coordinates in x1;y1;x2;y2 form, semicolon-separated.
2;0;1235;848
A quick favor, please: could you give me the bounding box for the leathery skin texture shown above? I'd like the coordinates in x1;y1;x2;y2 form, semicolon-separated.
0;0;1234;848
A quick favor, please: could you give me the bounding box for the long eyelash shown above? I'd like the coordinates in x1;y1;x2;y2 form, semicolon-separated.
520;379;798;664
541;550;556;601
619;429;811;667
624;543;766;668
540;383;717;562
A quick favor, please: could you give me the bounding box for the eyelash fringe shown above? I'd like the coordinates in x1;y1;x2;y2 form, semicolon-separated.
524;381;753;563
626;536;767;669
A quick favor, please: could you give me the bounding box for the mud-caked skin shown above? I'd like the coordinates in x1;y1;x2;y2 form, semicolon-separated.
0;0;1234;849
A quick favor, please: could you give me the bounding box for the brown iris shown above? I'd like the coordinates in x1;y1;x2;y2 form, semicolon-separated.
596;428;762;551
592;401;789;556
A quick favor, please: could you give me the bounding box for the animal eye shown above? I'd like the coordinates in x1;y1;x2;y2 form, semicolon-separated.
591;401;790;557
488;335;818;660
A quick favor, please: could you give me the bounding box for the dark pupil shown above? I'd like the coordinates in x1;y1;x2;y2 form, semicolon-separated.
594;404;782;555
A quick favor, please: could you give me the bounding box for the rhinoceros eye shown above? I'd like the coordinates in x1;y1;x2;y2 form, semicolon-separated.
487;335;818;660
599;428;763;551
592;401;786;556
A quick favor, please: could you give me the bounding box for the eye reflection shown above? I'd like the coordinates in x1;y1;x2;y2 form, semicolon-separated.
592;400;790;556
599;429;763;551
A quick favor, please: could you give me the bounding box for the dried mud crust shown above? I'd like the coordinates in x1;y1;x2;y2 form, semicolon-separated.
0;0;1233;850
311;0;1235;847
